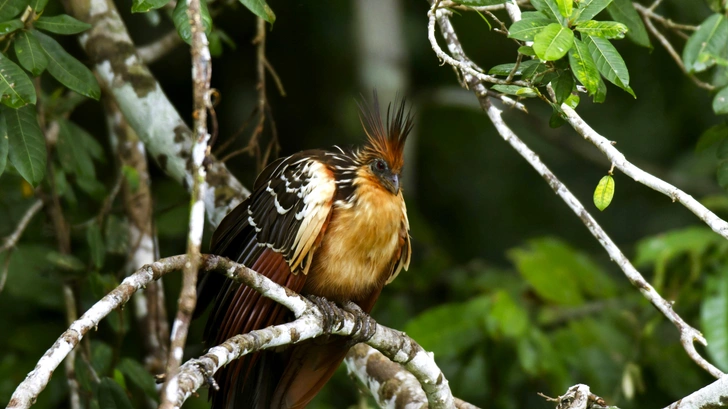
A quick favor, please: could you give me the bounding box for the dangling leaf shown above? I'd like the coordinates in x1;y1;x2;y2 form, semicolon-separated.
683;14;728;73
593;174;615;211
584;35;635;97
239;0;275;24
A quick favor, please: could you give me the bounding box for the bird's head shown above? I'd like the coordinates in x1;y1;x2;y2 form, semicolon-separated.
356;93;414;195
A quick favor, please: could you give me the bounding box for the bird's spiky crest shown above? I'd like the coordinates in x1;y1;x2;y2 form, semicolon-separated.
357;92;413;172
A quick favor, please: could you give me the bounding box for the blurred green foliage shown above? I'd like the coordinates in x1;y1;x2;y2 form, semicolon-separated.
1;0;728;408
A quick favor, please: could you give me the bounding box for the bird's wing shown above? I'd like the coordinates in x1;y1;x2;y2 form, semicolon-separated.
195;151;336;409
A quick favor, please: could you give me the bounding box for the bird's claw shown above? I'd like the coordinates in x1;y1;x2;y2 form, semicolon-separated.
342;301;377;347
307;295;345;335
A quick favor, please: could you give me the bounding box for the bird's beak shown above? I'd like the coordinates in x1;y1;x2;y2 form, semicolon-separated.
386;173;400;194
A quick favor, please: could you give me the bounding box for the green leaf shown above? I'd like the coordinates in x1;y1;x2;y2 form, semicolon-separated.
530;0;565;25
452;0;506;4
697;123;728;152
34;15;91;35
104;216;128;254
509;238;615;305
239;0;275;24
404;295;490;358
718;160;728;190
0;114;6;177
555;0;572;18
97;377;133;409
47;251;85;272
534;23;574;61
702;273;728;371
593;174;615;211
0;19;23;35
683;14;728;73
3;104;45;186
0;52;36;108
0;0;29;21
715;86;728;115
606;0;650;48
57;118;96;180
172;0;213;45
131;0;170;13
486;290;529;338
491;84;539;97
86;221;105;269
575;20;628;39
488;60;540;76
508;17;552;41
33;30;101;100
15;30;48;76
565;93;580;108
573;0;612;23
518;45;536;56
117;358;158;400
584;35;635;97
568;37;605;100
30;0;48;12
551;70;574;104
634;226;721;267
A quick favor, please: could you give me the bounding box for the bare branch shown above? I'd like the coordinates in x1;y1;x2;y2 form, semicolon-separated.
7;255;455;409
159;1;212;407
137;30;183;65
429;0;725;379
662;375;728;409
0;199;42;255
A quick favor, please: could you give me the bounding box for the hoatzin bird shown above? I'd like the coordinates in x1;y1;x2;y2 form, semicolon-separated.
195;95;413;409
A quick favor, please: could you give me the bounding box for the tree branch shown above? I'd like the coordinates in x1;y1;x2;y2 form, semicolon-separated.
0;199;42;254
428;0;725;380
159;0;213;406
6;255;455;409
137;30;183;65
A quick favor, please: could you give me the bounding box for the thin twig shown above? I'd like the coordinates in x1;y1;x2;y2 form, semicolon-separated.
158;0;212;406
0;199;43;254
634;3;714;91
137;30;183;65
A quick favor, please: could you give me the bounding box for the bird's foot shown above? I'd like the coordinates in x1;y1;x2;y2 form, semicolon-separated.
306;295;346;335
341;301;377;347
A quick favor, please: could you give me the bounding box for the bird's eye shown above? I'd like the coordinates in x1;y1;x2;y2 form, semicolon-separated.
372;159;387;172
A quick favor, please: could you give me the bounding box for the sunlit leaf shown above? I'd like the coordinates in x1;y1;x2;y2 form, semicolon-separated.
584;35;635;97
606;0;650;48
14;30;48;76
568;37;605;100
131;0;170;13
491;84;539;97
573;0;612;23
534;23;574;61
508;17;552;41
593;174;615;211
702;273;728;371
34;15;92;34
0;52;36;108
33;31;100;100
575;20;628;39
555;0;572;18
239;0;275;24
530;0;565;25
713;86;728;115
486;290;529;338
3;104;45;186
172;0;213;44
683;14;728;73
